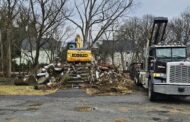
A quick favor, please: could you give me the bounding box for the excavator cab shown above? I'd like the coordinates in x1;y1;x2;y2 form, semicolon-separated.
67;34;82;50
67;42;77;49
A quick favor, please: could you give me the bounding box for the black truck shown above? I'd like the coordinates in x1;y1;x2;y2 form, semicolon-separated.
135;17;190;101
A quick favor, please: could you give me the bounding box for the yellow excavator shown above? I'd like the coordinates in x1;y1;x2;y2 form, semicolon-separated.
65;35;93;86
67;35;93;62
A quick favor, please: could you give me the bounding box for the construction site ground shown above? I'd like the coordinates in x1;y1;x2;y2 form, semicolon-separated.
0;87;190;122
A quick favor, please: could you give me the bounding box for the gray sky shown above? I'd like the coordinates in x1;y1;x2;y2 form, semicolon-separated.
67;0;190;42
130;0;190;19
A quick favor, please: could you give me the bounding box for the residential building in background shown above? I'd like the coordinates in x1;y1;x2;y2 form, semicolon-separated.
14;38;60;65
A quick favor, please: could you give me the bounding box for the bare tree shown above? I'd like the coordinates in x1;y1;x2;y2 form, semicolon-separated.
0;0;19;77
67;0;133;48
166;8;190;45
19;0;70;67
116;15;154;64
167;18;183;43
181;8;190;45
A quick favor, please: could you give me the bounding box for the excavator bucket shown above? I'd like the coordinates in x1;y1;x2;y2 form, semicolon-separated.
149;17;168;46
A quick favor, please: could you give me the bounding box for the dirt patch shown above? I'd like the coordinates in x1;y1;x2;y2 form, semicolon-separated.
84;76;133;96
85;88;100;95
74;106;95;112
118;107;128;112
115;118;128;122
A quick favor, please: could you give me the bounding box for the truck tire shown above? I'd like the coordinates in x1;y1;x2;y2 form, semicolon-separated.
148;79;157;101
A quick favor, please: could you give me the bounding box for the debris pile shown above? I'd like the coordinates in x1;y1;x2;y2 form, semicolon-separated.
84;63;134;96
14;60;134;95
14;58;65;90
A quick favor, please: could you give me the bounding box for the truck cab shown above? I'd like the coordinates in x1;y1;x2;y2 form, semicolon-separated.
148;45;187;73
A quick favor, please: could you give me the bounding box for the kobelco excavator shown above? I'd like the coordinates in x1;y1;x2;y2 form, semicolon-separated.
65;35;94;87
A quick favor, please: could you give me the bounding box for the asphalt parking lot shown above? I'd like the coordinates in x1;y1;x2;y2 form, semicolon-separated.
0;88;190;122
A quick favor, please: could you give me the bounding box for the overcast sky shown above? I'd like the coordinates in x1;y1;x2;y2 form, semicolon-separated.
130;0;190;19
67;0;190;42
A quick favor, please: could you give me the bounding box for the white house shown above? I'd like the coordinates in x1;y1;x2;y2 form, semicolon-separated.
14;38;60;65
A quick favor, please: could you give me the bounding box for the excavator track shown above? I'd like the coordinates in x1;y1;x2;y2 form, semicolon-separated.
64;63;92;88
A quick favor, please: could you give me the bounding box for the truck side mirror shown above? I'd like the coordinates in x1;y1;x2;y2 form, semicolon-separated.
149;56;156;62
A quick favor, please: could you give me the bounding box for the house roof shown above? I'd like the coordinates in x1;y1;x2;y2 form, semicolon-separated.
22;38;61;50
100;40;132;52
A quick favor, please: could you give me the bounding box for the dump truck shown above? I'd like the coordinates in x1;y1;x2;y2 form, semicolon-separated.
135;17;190;101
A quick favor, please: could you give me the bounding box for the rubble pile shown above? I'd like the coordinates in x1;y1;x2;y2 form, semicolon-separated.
14;59;65;90
85;64;134;96
14;60;134;95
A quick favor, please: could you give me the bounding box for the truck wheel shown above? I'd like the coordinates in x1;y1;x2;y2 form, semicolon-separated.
134;76;140;86
148;80;157;101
